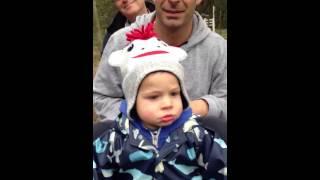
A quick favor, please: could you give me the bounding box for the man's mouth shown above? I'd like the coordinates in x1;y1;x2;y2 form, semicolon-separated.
163;8;184;14
164;9;184;14
162;9;184;19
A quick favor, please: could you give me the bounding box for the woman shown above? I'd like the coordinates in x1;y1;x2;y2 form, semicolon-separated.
100;0;155;54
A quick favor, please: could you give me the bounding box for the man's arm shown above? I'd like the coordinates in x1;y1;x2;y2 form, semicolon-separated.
100;32;111;55
190;99;209;117
93;32;127;121
197;39;227;141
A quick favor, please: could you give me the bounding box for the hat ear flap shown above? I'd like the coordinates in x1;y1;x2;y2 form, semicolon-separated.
108;50;128;67
168;46;188;62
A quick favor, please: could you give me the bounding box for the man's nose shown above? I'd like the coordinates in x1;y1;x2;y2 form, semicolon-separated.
168;0;180;3
168;0;180;5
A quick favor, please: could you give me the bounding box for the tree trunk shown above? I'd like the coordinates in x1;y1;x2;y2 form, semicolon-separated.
93;0;103;49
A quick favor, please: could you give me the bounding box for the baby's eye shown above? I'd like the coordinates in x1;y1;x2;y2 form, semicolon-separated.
146;95;158;100
171;91;180;97
127;44;134;52
141;48;145;50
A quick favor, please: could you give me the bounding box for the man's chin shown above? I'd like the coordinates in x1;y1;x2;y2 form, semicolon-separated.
162;19;184;28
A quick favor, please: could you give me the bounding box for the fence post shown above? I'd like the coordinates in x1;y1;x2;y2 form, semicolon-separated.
212;5;215;32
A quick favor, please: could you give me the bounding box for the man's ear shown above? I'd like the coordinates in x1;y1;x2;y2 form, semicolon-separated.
196;0;203;6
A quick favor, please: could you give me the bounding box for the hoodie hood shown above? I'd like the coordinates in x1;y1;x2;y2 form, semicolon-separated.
133;11;211;51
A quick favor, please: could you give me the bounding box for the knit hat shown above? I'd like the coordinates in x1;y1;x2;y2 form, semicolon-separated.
108;36;189;120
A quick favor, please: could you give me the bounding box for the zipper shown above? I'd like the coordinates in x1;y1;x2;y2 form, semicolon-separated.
150;128;161;148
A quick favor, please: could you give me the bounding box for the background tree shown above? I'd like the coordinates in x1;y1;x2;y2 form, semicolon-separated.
93;0;103;48
213;0;227;29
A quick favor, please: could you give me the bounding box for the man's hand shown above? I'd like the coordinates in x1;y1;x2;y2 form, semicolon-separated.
189;99;209;117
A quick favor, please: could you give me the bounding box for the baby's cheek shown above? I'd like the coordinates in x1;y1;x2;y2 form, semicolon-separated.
140;109;156;120
142;110;154;118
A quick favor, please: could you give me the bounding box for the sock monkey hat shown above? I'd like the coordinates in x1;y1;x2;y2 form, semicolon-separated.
108;23;189;120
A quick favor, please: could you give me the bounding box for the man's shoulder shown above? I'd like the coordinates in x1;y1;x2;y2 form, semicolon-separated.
203;31;227;46
193;32;226;57
109;26;131;44
107;13;154;49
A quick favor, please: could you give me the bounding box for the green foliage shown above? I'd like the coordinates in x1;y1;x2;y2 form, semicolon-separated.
95;0;117;34
213;0;227;29
93;0;118;59
216;29;227;39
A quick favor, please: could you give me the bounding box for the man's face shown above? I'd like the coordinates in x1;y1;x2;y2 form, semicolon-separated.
114;0;146;22
155;0;202;29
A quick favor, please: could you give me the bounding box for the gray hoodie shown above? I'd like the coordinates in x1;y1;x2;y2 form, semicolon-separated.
93;11;227;141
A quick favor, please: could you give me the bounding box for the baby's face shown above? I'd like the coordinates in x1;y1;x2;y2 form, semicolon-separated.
136;71;183;130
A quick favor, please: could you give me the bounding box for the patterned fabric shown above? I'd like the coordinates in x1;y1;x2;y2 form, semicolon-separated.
93;102;227;180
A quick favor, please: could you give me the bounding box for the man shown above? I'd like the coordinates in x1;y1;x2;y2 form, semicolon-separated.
94;0;227;141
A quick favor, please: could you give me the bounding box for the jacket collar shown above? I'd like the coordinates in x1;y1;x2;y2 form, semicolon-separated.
118;100;192;155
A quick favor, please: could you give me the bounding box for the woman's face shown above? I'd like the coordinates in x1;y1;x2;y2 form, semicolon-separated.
114;0;148;22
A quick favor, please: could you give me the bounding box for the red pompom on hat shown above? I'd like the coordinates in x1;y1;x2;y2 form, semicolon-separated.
126;22;157;42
